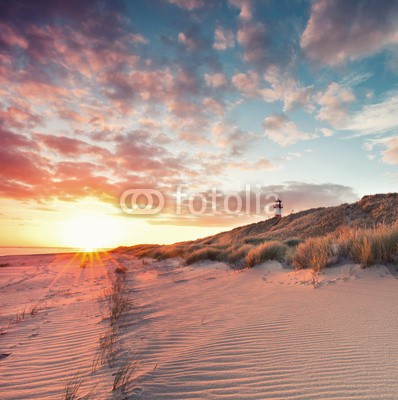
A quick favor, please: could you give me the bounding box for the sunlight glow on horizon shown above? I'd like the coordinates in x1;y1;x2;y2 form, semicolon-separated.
60;213;123;250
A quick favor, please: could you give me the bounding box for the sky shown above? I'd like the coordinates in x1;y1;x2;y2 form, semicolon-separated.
1;0;397;248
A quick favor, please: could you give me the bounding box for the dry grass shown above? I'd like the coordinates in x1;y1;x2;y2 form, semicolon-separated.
112;360;139;392
93;328;119;369
0;304;40;333
185;247;226;265
119;223;398;272
29;304;40;316
115;265;127;274
106;290;133;326
284;238;302;247
225;244;253;263
290;223;398;271
290;237;331;272
347;224;398;267
114;195;398;274
63;372;95;400
245;241;288;269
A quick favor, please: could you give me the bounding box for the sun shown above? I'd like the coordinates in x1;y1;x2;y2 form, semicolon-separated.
61;213;121;251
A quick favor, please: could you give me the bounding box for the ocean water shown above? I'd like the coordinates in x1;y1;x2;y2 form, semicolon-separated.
0;247;80;257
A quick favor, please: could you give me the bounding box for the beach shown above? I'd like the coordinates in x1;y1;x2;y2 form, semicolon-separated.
1;252;398;399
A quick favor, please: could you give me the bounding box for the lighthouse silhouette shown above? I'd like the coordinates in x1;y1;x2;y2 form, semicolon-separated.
273;199;283;218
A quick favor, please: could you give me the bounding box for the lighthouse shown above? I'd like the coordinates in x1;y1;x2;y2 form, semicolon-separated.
273;199;283;218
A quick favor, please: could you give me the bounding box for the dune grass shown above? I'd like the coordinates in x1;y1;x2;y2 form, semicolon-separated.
245;241;288;269
112;360;139;392
63;372;95;400
328;224;398;267
290;237;332;272
116;222;398;273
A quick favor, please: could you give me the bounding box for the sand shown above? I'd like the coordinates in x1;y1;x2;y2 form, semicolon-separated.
1;251;398;399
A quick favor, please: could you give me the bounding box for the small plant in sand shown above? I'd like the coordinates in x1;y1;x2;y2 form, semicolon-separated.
63;372;95;400
115;265;127;274
109;292;134;326
311;269;320;289
104;276;134;326
93;328;119;369
14;307;27;323
112;360;139;393
29;304;40;316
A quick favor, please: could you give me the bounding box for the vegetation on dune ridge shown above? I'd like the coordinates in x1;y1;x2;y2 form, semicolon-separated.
114;193;398;272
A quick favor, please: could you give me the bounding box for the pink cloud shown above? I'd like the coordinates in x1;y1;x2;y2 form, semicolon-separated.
203;97;225;116
263;114;311;146
14;81;69;105
213;26;235;50
315;82;355;128
0;129;50;198
0;22;28;49
301;0;398;66
178;32;198;51
232;70;260;97
237;21;268;64
166;0;205;10
381;136;398;165
228;0;252;21
37;134;110;159
205;72;228;88
0;105;43;129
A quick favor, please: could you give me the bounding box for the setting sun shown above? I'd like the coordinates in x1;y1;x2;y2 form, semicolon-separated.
60;214;122;251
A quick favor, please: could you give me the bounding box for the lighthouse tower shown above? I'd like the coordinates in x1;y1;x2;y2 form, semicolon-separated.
273;199;283;218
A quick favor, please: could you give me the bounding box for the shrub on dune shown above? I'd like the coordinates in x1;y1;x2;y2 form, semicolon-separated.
185;247;226;265
225;243;253;263
350;224;398;267
245;241;288;269
291;237;331;272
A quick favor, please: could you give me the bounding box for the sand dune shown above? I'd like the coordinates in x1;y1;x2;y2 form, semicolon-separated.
1;253;398;399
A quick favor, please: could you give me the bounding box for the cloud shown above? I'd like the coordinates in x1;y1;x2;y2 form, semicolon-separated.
37;134;112;160
315;82;355;128
343;91;398;135
381;136;398;165
232;70;261;97
230;157;273;170
166;0;205;10
147;181;358;227
261;65;313;112
229;0;268;65
213;26;234;50
0;127;50;199
212;121;256;156
205;72;228;88
178;32;198;50
263;114;311;146
320;128;333;137
232;66;313;111
228;0;252;21
301;0;398;66
203;97;225;116
261;182;358;212
237;21;269;64
0;104;43;129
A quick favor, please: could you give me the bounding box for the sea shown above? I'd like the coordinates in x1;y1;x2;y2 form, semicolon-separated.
0;247;80;257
